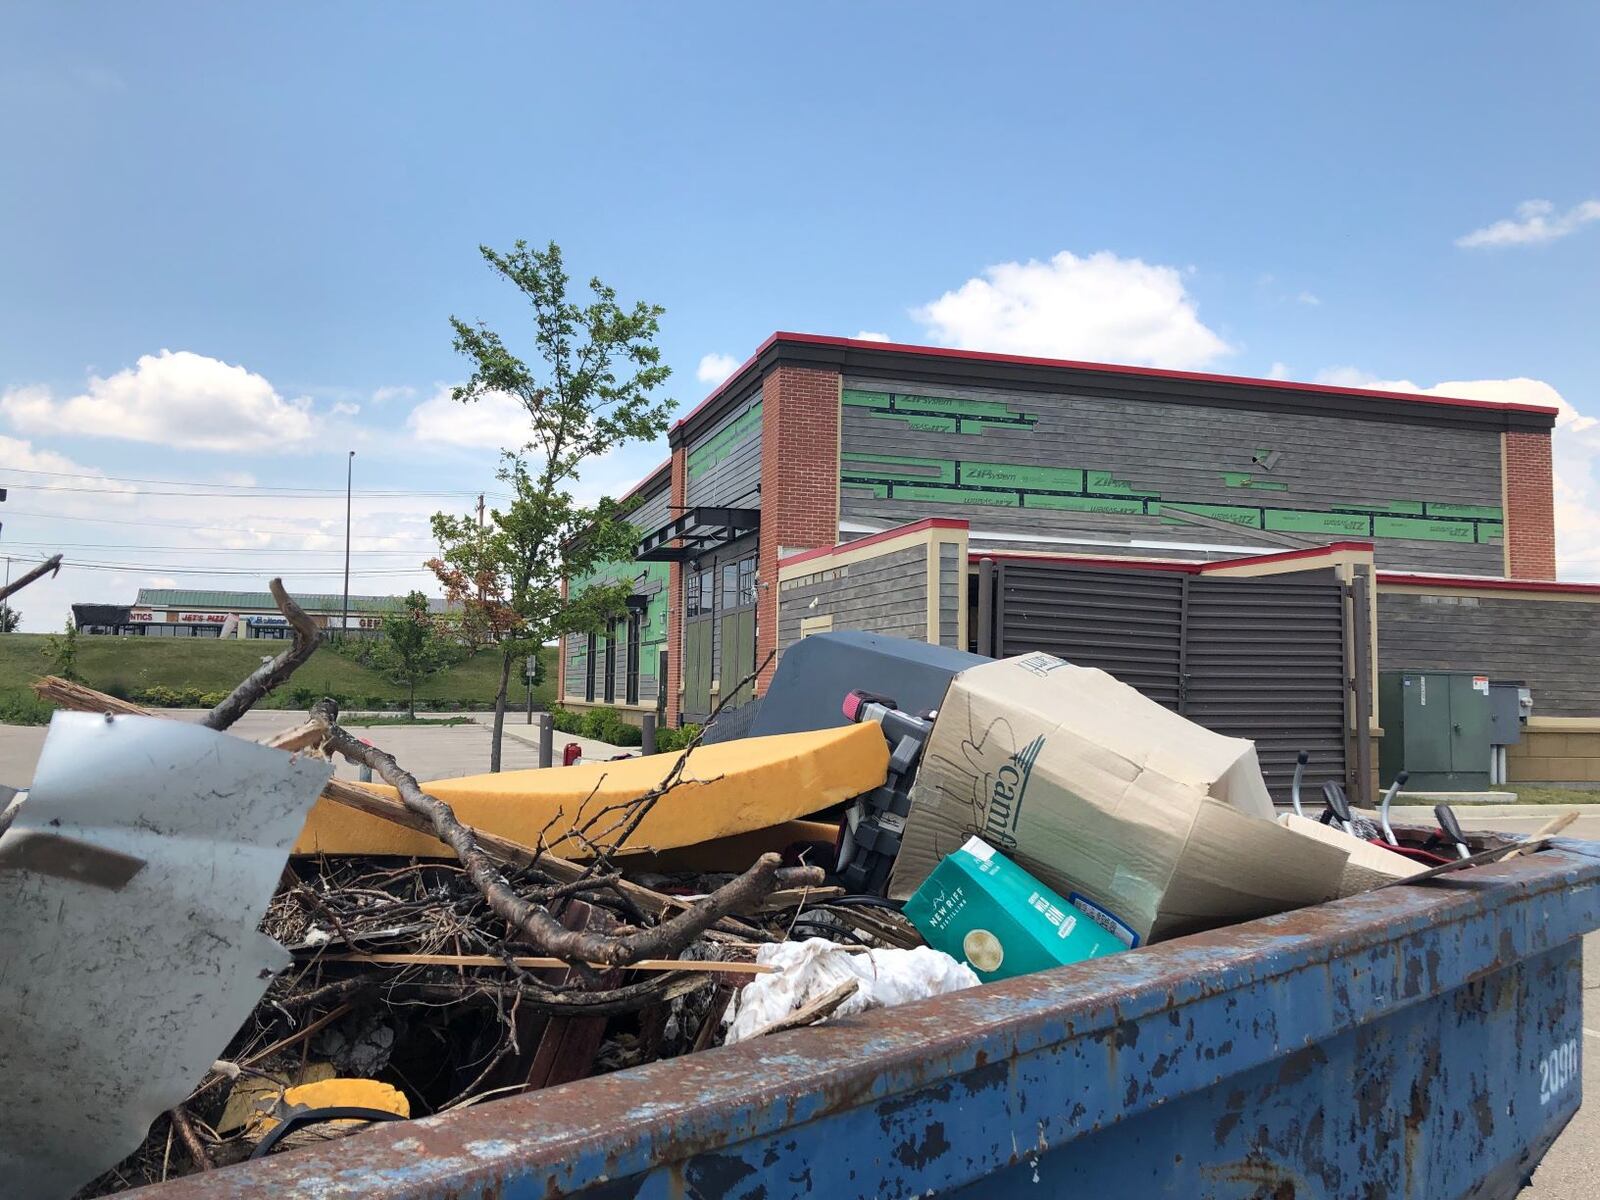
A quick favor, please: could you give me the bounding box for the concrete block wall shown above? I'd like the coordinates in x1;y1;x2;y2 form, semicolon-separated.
1507;729;1600;785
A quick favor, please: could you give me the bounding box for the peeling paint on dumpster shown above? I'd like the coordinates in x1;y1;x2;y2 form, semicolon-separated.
130;841;1600;1200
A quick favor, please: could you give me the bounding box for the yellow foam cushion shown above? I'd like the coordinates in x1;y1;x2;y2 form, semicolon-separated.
293;724;888;859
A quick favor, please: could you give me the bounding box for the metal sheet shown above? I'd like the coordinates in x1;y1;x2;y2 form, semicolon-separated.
0;713;332;1198
130;840;1599;1199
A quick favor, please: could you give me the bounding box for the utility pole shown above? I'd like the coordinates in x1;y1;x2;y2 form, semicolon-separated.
342;450;355;640
476;494;485;529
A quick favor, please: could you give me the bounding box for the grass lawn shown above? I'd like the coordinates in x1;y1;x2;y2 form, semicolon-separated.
1503;786;1600;805
0;633;555;723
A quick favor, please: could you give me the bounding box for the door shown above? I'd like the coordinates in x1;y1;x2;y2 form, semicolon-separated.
1447;673;1491;774
682;564;715;720
717;553;758;709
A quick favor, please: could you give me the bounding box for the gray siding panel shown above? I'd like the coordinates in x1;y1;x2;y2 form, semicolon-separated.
939;542;960;647
630;487;670;538
685;392;763;509
778;545;930;654
563;632;587;700
841;376;1504;575
1377;592;1600;717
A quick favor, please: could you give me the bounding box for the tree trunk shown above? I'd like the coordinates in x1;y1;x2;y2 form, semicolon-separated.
408;678;416;719
490;644;514;772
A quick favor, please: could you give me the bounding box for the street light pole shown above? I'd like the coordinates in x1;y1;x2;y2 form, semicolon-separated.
342;450;355;640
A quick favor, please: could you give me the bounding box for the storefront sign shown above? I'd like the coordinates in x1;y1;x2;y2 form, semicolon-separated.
176;612;230;624
129;610;156;623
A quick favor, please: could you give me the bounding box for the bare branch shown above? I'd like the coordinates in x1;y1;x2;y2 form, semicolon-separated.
203;579;321;731
0;554;61;603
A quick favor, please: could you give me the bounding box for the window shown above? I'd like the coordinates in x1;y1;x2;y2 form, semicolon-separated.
721;562;740;610
603;620;618;704
686;567;714;617
584;631;597;702
625;611;641;705
738;556;757;606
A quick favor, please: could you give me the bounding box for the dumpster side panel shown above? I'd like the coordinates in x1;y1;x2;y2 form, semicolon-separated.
131;844;1599;1200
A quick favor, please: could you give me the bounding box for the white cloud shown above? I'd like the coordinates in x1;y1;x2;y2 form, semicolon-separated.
1456;198;1600;249
696;353;740;385
0;350;317;452
911;250;1232;370
331;400;361;417
1267;362;1292;380
1296;291;1321;307
371;385;417;404
406;386;526;450
1317;370;1600;581
853;330;891;342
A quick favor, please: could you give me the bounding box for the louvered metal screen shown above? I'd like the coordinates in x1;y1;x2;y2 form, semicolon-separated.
988;562;1350;803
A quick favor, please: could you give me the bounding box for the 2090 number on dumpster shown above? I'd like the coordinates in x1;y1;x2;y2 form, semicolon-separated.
1538;1039;1580;1106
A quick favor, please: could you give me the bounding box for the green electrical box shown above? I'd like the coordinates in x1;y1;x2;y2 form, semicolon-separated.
1378;670;1492;791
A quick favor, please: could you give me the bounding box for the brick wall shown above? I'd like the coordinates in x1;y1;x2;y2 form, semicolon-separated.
756;364;843;690
1504;431;1557;579
665;445;686;726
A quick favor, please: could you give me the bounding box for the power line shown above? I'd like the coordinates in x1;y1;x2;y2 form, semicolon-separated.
0;508;441;538
1;465;509;499
1;541;437;555
3;482;508;499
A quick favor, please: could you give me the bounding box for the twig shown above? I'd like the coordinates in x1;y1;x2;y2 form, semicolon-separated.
204;579;321;731
317;711;821;966
404;972;708;1018
0;553;62;602
167;1106;212;1172
744;979;860;1040
32;677;764;936
317;952;775;975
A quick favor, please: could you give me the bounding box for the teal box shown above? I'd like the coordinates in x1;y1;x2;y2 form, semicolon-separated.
903;836;1127;982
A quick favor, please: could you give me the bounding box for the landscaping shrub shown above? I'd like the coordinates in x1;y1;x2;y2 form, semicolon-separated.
654;723;702;753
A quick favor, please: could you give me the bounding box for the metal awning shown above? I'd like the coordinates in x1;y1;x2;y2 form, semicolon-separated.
636;506;760;562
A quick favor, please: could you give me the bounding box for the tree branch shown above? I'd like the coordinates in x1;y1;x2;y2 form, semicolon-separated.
204;579;321;731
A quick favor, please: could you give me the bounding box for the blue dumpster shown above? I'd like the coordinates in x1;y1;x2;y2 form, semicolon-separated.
134;837;1598;1199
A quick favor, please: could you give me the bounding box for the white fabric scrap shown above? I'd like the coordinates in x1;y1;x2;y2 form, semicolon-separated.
724;937;980;1044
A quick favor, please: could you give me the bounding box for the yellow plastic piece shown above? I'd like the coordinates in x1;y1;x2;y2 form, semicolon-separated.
293;724;889;859
254;1078;410;1134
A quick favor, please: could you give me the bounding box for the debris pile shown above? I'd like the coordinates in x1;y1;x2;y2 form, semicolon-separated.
0;587;1558;1198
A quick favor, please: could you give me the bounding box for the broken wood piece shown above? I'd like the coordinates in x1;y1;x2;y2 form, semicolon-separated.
745;978;860;1039
757;885;844;910
0;554;62;603
167;1106;212;1173
523;898;618;1092
318;952;777;975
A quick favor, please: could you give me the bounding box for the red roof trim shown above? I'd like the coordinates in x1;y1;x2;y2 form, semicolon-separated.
1377;572;1600;596
966;541;1375;575
770;332;1559;417
1204;541;1374;570
779;518;967;569
672;335;778;432
618;457;671;506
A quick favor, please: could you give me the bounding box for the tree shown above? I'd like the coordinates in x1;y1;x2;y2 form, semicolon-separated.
42;618;80;681
0;605;19;633
429;240;673;770
370;591;452;717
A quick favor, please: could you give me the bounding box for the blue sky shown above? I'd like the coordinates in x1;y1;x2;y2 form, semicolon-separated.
3;3;1598;629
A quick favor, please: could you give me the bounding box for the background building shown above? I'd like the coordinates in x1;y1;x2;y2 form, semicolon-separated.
560;333;1598;789
72;588;450;640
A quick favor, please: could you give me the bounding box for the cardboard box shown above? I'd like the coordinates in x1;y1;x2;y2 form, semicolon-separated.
888;653;1351;944
1276;812;1426;893
904;836;1126;982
